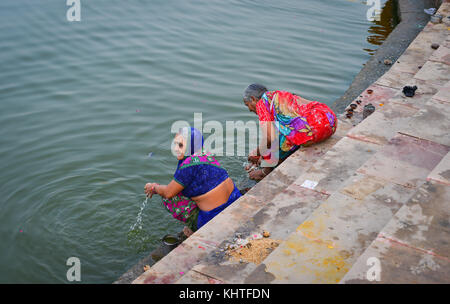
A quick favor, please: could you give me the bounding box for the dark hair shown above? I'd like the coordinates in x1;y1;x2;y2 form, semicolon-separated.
243;83;268;103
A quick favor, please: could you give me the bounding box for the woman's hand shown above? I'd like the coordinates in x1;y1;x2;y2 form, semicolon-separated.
248;148;260;164
145;183;158;198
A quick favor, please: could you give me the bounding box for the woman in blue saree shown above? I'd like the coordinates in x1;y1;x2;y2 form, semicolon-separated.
145;127;241;236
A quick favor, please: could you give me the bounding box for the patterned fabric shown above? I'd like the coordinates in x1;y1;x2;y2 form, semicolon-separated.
256;90;337;156
162;194;199;231
174;152;229;198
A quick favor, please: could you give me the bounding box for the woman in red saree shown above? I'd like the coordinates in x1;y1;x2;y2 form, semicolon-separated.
243;84;337;180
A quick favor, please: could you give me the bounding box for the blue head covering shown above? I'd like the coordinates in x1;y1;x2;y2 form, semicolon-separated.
176;127;204;170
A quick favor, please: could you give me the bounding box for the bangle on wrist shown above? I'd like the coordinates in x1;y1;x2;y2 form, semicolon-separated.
261;168;268;176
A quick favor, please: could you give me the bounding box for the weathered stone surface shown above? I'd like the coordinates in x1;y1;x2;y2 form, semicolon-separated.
432;80;450;103
437;2;450;16
380;181;450;258
293;137;380;195
347;102;418;145
375;67;415;89
358;133;450;188
175;268;224;284
340;84;400;126
182;262;259;284
274;135;343;184
399;99;450;146
334;118;353;137
413;21;449;50
400;78;444;96
427;152;450;185
177;185;329;284
245;134;343;202
391;48;430;74
244;170;293;202
248;184;328;240
341;238;450;284
414;61;450;86
388;91;435;109
341;181;450;284
429;45;450;65
351;85;399;115
250;175;416;283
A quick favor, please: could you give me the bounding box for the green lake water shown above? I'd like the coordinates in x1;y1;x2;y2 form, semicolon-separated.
0;0;395;283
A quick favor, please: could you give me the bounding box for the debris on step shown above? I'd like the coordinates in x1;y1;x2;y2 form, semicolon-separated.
363;104;376;119
402;85;418;97
424;8;436;15
430;14;443;24
227;238;281;265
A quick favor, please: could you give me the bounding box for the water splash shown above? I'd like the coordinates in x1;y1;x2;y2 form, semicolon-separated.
129;196;149;231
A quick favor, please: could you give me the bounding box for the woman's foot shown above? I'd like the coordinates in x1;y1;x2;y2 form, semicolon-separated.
183;226;194;237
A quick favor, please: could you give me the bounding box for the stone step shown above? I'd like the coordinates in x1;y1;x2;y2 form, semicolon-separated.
398;98;450;147
132;120;351;284
340;181;450;284
427;151;450;185
346;61;450;147
176;135;382;283
374;16;449;90
346;91;419;146
243;133;450;283
176;184;331;283
175;122;369;284
340;11;449;126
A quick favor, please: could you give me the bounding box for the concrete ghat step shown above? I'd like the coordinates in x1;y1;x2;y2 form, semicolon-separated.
398;98;450;147
341;15;449;126
175;123;357;284
240;118;351;203
346;77;450;146
340;181;450;284
374;16;448;90
244;133;450;283
346;97;418;146
176;136;380;283
290;136;381;196
132;124;349;284
427;151;450;185
176;185;330;284
390;47;450;110
431;79;450;104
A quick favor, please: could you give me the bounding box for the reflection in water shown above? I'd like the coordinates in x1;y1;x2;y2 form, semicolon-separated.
364;0;399;55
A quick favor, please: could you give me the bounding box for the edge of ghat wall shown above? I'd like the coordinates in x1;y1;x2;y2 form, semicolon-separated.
331;0;439;113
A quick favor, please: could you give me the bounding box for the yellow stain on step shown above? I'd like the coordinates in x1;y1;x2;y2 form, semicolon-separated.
296;220;314;231
285;240;306;253
282;249;292;256
295;219;337;249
